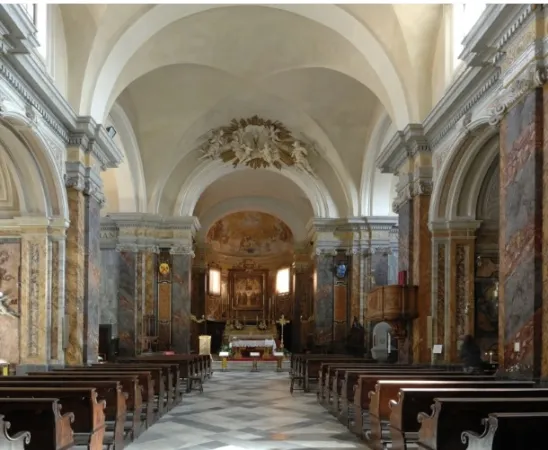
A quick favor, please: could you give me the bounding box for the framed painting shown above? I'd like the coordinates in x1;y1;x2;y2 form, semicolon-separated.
229;270;267;310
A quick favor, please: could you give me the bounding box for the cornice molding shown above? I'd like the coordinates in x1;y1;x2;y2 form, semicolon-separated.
376;124;429;174
0;5;123;169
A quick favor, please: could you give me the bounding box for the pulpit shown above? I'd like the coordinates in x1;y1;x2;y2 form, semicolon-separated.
366;284;418;356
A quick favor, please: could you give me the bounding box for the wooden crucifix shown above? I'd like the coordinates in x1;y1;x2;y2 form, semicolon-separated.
276;314;290;349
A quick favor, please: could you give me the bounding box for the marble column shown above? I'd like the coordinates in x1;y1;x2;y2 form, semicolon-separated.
65;185;102;364
171;248;193;353
313;251;335;345
48;220;68;365
18;219;50;367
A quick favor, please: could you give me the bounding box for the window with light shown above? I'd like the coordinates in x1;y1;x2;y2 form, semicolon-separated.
453;3;486;70
208;268;221;296
276;268;290;295
22;4;48;60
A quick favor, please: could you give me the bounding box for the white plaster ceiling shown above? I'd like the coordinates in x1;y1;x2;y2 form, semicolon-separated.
56;4;443;225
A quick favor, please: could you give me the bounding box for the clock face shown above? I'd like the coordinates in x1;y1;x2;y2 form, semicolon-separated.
159;262;170;275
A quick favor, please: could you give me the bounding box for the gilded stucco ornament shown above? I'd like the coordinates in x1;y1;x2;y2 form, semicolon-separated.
200;115;316;176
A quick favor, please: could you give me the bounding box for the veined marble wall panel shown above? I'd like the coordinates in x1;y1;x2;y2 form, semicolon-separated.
398;201;412;277
172;254;192;353
314;254;334;344
65;188;85;364
84;196;101;362
371;251;389;286
499;89;543;377
0;239;21;363
118;251;137;356
350;254;361;322
100;249;119;337
20;234;49;364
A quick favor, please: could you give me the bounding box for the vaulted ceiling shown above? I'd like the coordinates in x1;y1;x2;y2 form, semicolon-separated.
53;4;444;233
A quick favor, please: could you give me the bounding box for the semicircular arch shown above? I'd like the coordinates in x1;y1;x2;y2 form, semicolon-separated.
429;119;499;222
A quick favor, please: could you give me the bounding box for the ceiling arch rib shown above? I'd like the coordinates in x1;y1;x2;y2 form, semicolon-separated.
86;4;411;128
165;160;336;219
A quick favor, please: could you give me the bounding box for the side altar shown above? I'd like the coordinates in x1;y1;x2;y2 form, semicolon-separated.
224;320;278;359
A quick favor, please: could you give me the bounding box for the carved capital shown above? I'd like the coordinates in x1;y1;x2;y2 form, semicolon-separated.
488;65;547;126
170;244;195;256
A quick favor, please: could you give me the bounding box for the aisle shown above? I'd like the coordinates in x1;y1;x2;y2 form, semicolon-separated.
127;371;366;450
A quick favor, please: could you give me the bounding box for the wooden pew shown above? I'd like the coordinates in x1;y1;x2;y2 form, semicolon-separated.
26;373;142;441
300;356;370;392
0;379;126;450
462;412;548;450
92;363;180;411
318;361;381;402
382;383;538;450
352;373;495;437
331;367;454;417
417;397;548;450
84;365;167;416
118;355;198;393
98;362;181;406
0;387;105;450
0;414;30;450
53;368;155;428
0;398;74;450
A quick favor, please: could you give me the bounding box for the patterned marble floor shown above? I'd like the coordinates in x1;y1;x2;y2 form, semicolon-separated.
127;371;367;450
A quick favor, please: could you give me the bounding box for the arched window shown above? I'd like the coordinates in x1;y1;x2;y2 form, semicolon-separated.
276;268;290;295
453;3;486;70
22;3;49;60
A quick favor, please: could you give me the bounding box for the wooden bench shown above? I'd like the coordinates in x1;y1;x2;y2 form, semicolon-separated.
462;412;548;450
299;356;370;392
317;361;381;402
0;387;105;450
0;414;30;450
118;355;200;394
0;379;126;450
0;398;74;450
26;372;142;442
388;383;537;450
92;363;180;411
352;373;495;437
417;397;548;450
53;368;155;429
331;367;457;417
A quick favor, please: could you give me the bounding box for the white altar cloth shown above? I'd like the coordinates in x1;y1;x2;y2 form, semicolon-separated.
229;339;277;352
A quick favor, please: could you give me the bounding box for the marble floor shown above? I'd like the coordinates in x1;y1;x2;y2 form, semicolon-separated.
127;371;367;450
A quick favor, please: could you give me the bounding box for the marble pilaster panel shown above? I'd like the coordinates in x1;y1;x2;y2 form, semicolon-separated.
84;196;101;363
371;250;389;286
412;194;432;363
431;240;447;361
314;253;334;345
65;187;86;365
171;252;192;353
49;235;66;363
499;89;543;377
19;231;49;365
0;239;21;363
144;252;156;317
117;250;137;356
349;254;361;322
398;200;413;277
99;250;119;337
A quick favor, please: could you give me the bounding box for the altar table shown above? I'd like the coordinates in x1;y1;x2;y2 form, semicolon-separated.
229;338;277;355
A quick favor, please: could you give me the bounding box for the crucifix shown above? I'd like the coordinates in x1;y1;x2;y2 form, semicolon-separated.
276;314;290;349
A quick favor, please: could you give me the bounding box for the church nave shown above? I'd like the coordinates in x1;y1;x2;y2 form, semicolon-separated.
127;371;365;450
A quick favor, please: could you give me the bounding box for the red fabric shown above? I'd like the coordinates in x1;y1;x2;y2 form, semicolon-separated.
163;351;175;355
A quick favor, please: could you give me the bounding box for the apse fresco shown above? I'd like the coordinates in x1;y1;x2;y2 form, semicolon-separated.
206;212;293;256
